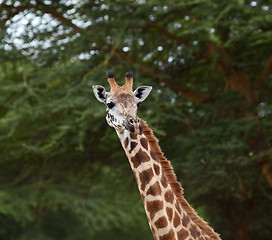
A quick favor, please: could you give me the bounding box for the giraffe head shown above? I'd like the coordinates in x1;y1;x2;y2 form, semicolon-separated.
92;72;152;134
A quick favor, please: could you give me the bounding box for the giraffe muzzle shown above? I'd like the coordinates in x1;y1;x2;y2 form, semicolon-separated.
125;116;143;134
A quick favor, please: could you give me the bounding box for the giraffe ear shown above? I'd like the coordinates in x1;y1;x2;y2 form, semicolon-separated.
92;85;108;103
134;86;152;102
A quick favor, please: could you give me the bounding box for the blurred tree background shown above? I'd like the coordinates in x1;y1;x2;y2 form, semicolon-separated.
1;0;272;239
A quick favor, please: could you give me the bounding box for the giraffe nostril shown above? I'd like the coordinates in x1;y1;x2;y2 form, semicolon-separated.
129;118;134;125
139;123;143;133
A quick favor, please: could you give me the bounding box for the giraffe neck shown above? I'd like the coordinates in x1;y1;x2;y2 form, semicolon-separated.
116;120;220;240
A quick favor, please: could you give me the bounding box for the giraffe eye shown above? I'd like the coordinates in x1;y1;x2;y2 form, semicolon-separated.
106;101;115;109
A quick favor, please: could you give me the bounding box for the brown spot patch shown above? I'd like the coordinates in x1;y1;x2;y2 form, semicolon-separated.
190;224;201;238
159;229;175;240
119;130;124;135
173;211;181;227
177;228;189;240
175;202;181;214
129;141;137;153
124;137;129;149
182;214;190;227
130;148;150;168
154;216;168;229
166;207;173;221
150;149;158;161
164;190;174;203
139;168;154;191
130;133;137;139
140;138;149;150
161;173;168;188
153;164;160;175
146;200;164;220
146;181;162;196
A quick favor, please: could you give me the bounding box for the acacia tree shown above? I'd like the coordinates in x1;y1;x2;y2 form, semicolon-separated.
1;1;272;240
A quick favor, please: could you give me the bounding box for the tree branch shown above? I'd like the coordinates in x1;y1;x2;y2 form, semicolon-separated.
0;4;30;25
115;50;208;104
35;0;83;33
1;2;83;33
132;23;190;46
259;55;272;82
205;41;256;104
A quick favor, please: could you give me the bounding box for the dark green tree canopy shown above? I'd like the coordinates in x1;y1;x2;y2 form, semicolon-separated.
1;1;272;240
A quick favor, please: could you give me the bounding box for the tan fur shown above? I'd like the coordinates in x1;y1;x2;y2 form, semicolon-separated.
141;120;221;240
124;75;133;91
108;75;133;93
108;77;120;92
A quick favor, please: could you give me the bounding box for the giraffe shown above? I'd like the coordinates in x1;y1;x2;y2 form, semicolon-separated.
92;72;221;240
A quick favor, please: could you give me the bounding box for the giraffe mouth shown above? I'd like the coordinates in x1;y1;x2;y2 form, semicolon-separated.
125;124;135;133
125;122;143;135
124;116;143;134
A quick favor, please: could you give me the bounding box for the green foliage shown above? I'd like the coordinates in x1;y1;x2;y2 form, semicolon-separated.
1;0;272;240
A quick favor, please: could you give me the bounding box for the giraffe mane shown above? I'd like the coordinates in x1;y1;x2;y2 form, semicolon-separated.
141;119;220;240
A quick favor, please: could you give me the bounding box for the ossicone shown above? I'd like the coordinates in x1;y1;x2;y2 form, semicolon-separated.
125;72;133;78
106;72;114;78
